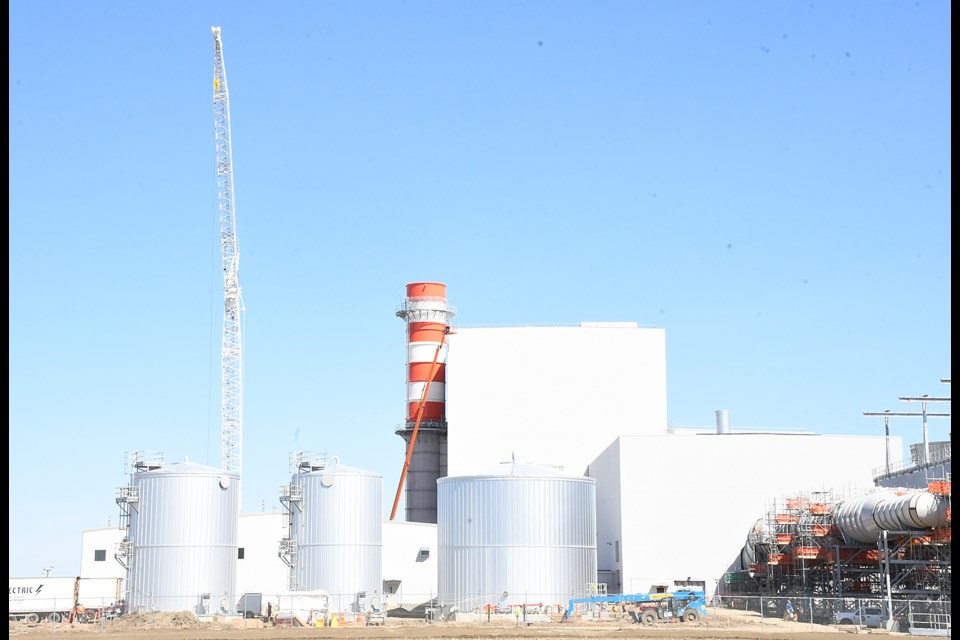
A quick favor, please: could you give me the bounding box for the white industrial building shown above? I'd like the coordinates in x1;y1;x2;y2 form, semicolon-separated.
445;323;897;599
446;323;668;475
588;431;892;595
238;511;438;612
71;320;934;611
382;521;438;609
80;527;126;581
236;512;288;598
80;516;439;613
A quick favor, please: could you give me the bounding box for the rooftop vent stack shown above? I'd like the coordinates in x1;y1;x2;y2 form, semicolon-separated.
394;282;456;523
716;409;731;434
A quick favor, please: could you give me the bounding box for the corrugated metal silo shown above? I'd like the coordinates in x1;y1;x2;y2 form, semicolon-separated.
122;456;239;614
437;460;597;612
282;454;382;614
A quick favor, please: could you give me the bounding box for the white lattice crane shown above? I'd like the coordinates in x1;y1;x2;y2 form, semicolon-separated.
212;26;243;476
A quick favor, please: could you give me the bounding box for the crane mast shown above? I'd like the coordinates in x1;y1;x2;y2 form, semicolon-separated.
212;26;243;476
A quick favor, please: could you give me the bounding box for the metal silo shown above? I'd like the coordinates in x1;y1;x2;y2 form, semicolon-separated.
280;453;382;615
437;460;597;613
117;453;239;614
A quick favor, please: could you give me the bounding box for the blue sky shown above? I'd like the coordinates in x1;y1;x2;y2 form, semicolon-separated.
10;1;950;578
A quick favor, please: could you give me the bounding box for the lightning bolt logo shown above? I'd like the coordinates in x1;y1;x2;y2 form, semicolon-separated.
36;584;44;594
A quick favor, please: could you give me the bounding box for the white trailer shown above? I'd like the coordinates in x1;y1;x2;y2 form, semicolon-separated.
9;577;122;623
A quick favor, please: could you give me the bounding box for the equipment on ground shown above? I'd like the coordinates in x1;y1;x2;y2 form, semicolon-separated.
270;590;330;627
365;610;387;626
834;605;885;628
560;588;707;624
8;577;122;624
237;592;262;619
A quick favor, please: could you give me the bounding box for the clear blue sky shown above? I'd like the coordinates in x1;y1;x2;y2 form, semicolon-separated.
10;1;950;578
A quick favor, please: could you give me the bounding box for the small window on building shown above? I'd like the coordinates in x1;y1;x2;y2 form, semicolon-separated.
417;547;430;561
94;550;106;562
384;580;401;594
238;547;245;560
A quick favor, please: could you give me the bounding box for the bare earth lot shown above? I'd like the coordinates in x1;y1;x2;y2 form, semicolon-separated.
10;609;903;640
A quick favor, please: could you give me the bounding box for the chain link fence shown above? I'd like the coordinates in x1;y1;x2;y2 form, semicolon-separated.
11;589;951;635
713;594;951;634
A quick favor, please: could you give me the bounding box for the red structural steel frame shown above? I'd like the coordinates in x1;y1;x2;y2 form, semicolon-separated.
389;327;449;521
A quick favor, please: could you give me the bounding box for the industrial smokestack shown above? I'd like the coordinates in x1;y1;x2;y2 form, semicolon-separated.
716;409;730;434
394;282;455;523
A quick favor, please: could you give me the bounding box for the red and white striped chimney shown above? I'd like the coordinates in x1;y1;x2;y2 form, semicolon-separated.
397;282;456;426
394;282;455;523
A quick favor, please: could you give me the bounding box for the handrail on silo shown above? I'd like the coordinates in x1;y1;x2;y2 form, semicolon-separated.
291;451;328;473
126;451;164;475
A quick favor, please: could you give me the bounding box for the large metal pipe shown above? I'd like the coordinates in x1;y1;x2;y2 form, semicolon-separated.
834;490;949;544
873;491;949;530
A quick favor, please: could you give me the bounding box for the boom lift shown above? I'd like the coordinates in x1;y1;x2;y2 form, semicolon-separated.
560;588;707;624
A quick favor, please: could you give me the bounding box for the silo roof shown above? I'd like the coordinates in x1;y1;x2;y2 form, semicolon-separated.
329;462;381;477
442;460;592;481
139;460;234;476
298;459;381;477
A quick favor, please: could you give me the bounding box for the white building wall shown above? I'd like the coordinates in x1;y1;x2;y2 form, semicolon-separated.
78;517;435;611
590;431;899;597
875;461;951;490
237;512;289;599
80;528;125;581
589;449;622;594
447;324;667;476
382;521;437;610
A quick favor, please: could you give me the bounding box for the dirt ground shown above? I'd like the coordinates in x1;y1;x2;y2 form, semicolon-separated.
9;608;904;640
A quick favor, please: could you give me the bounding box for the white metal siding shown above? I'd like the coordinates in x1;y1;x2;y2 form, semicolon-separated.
382;521;438;610
80;528;126;582
446;325;667;477
597;432;897;597
236;512;288;598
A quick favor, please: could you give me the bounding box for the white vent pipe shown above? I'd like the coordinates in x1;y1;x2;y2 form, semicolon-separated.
716;409;730;434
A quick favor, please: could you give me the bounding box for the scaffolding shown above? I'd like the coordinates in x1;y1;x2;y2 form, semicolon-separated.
114;451;164;571
739;482;950;605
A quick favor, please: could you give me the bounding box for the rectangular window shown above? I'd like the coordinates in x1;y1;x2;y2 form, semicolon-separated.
94;549;106;562
238;548;245;560
384;580;401;595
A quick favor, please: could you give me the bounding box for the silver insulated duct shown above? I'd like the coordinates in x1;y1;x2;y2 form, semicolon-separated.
437;460;597;612
833;490;950;544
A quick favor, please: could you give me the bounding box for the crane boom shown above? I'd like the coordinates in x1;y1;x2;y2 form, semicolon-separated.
212;26;243;475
